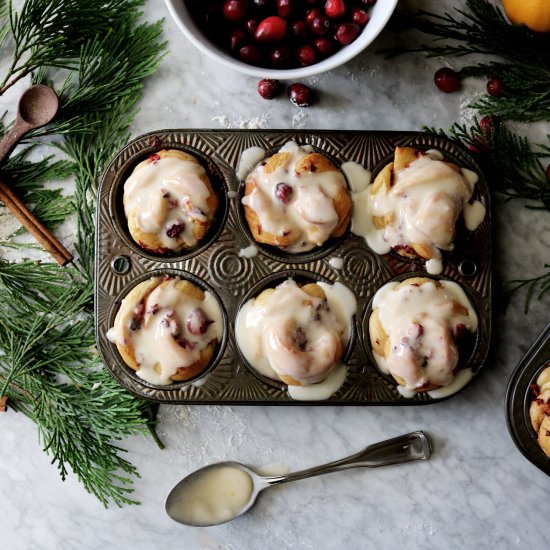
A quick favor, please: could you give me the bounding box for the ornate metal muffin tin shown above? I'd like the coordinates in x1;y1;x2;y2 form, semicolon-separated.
95;129;492;404
506;323;550;475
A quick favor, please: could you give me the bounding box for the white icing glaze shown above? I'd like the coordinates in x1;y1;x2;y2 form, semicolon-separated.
427;367;473;399
425;258;443;275
328;257;344;270
236;146;266;181
353;151;485;261
169;466;253;525
287;363;347;401
241;141;349;253
235;279;356;395
227;190;237;199
124;155;214;251
238;245;259;258
371;279;477;391
341;161;371;193
109;277;222;385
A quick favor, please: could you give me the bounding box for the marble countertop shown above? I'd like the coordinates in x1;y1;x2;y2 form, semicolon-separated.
2;1;549;548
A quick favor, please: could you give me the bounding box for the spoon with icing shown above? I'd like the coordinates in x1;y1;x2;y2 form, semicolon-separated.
165;431;431;527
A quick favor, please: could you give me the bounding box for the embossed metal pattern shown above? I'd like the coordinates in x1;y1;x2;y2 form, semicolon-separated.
94;130;492;405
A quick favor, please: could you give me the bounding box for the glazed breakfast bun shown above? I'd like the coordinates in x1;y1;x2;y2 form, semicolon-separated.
235;278;356;387
369;277;478;393
123;149;218;254
107;276;223;385
242;141;351;253
365;146;486;267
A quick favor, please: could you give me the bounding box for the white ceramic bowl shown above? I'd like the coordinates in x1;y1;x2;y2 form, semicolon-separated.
165;0;399;80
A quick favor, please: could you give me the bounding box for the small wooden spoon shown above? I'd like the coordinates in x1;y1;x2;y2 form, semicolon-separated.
0;85;72;266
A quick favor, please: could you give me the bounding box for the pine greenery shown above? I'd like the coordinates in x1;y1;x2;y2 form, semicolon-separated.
0;0;166;506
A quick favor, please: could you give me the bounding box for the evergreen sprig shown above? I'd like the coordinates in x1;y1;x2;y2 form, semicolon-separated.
385;0;550;121
0;0;166;507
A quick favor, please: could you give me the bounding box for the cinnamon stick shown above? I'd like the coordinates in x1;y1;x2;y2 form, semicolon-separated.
0;396;8;412
0;179;73;266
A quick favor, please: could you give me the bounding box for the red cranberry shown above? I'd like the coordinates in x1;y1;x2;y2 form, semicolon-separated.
246;18;259;34
310;16;330;35
306;8;322;24
239;44;262;64
325;0;346;19
187;308;209;336
453;323;467;340
258;78;282;99
434;67;460;93
314;37;336;57
546;164;550;181
230;29;246;51
292;20;309;40
270;46;291;67
223;0;248;22
479;114;501;132
255;16;287;42
288;83;313;107
352;8;370;26
275;182;293;203
297;44;317;66
276;0;293;18
487;77;504;97
166;222;185;238
334;22;360;45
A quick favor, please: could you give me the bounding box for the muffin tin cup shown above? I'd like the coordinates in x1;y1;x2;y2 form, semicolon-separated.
95;129;492;404
506;322;550;475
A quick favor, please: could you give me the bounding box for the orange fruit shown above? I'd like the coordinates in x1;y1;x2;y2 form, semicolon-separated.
502;0;550;33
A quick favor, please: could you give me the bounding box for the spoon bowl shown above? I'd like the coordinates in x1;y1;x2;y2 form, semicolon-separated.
165;431;432;527
18;84;59;127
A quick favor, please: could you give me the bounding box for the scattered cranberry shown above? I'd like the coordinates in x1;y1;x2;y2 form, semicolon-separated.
258;78;282;99
310;16;330;35
487;77;504;97
270;46;291;68
351;8;369;26
305;8;323;24
223;0;248;22
434;67;460;93
479;114;501;132
325;0;346;19
292;20;309;39
297;44;317;66
187;308;209;335
239;44;262;64
277;0;293;18
166;222;185;238
275;182;293;203
288;83;313;107
148;153;160;163
255;15;287;42
314;37;336;57
334;22;360;45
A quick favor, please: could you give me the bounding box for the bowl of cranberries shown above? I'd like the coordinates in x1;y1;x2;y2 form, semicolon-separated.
165;0;398;79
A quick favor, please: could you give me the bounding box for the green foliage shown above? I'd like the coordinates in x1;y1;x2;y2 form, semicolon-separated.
0;0;166;506
385;0;550;121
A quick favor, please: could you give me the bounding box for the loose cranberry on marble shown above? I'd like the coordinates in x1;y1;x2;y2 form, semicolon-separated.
239;44;262;64
310;15;330;35
352;7;370;26
487;77;504;97
166;222;185;238
292;20;309;39
434;67;460;93
223;0;248;22
325;0;346;19
314;37;336;57
258;78;282;99
288;83;313;107
334;22;360;45
275;182;293;203
297;44;317;66
255;15;287;42
187;308;209;336
276;0;293;18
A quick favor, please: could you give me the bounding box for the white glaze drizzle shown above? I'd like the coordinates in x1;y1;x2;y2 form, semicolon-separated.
328;257;344;270
235;279;356;394
109;278;222;385
372;279;477;391
241;141;348;253
124;156;214;251
236;146;266;181
168;466;253;526
427;367;473;399
238;245;259;258
425;258;443;275
352;151;485;260
287;363;347;401
341;161;371;193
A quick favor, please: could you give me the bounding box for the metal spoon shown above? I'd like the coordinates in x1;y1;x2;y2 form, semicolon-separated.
165;431;431;527
0;84;59;163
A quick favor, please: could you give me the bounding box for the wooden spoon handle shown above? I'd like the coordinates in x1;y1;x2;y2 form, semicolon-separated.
0;179;73;266
0;120;30;165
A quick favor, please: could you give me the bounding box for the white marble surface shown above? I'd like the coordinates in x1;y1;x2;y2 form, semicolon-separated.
1;1;550;548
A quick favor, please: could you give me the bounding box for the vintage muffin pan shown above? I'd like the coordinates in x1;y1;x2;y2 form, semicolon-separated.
95;129;492;404
506;323;550;475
